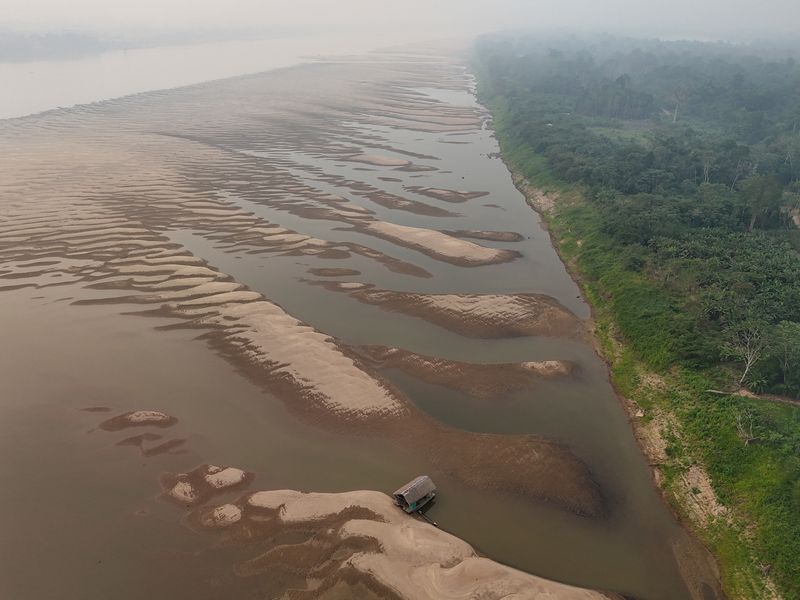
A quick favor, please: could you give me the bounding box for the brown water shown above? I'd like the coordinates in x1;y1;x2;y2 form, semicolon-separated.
0;47;718;599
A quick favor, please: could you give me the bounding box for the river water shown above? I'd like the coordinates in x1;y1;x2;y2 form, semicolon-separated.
0;33;431;120
0;43;719;600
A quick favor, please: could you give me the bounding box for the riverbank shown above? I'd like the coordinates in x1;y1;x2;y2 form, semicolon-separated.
483;95;789;600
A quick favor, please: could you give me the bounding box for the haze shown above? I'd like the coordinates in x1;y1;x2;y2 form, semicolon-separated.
3;0;799;40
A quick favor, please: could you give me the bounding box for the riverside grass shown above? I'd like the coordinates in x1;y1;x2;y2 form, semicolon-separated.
482;92;800;600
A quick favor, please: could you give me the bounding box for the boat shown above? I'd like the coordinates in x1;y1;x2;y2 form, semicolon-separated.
392;475;436;513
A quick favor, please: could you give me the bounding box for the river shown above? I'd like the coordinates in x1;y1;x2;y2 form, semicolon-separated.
0;33;431;120
0;41;720;599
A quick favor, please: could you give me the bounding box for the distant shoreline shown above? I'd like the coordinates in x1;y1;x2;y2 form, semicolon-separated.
0;32;411;120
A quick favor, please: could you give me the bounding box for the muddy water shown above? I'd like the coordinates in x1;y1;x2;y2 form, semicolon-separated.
0;49;715;599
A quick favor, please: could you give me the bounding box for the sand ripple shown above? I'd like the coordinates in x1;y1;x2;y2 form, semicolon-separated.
0;55;601;518
204;489;610;600
326;286;585;339
360;345;575;399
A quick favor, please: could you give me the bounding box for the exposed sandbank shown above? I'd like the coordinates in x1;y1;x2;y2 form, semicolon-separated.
307;267;361;277
192;488;615;600
406;186;490;203
356;220;518;266
324;285;586;339
162;463;254;506
359;345;575;399
444;229;525;242
99;410;178;431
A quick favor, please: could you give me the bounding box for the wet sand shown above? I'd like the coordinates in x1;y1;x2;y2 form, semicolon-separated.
0;44;722;600
358;345;575;399
323;285;586;339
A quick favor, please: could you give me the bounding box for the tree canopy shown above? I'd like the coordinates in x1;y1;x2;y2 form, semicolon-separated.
475;33;800;397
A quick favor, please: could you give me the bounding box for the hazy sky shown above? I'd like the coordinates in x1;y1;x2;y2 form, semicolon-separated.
3;0;799;39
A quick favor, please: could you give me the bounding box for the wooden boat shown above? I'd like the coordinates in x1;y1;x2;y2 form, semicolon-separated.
392;475;436;513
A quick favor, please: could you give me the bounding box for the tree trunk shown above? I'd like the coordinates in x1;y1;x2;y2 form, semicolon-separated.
730;168;742;191
739;361;752;385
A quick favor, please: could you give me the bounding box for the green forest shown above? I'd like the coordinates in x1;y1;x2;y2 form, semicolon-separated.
474;34;800;599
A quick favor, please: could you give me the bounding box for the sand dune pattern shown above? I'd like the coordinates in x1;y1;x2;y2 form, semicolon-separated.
0;203;599;513
0;58;601;520
86;408;612;600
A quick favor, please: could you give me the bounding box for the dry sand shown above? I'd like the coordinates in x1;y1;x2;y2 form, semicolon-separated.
192;488;615;600
99;410;178;431
359;221;518;266
163;463;254;506
188;300;407;418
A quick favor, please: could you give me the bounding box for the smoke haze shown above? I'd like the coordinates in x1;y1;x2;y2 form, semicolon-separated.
3;0;799;41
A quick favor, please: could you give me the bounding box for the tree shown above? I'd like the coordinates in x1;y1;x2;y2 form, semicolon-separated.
791;104;800;135
671;87;688;123
773;321;800;387
779;135;800;182
722;320;770;386
729;159;754;191
740;175;784;231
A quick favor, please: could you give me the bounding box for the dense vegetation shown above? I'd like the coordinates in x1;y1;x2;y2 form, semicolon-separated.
475;34;800;599
476;34;800;394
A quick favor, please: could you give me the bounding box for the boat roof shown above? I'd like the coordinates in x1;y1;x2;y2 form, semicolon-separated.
393;475;436;503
